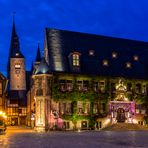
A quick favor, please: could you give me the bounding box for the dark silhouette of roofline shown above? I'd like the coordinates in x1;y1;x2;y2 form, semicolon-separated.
45;27;148;46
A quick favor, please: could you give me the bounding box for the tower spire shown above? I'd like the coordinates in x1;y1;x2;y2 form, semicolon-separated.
35;43;41;62
12;12;17;37
9;13;24;58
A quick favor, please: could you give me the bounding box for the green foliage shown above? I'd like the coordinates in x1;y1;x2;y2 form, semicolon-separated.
62;114;89;122
144;116;148;124
52;75;110;102
52;75;148;121
134;94;147;104
88;102;95;128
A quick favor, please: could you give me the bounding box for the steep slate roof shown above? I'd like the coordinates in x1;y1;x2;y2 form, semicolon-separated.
45;28;148;79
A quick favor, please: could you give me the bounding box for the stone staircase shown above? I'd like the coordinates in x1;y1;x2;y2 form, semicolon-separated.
103;123;148;131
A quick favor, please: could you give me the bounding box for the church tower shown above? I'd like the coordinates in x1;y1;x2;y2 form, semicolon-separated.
7;18;26;92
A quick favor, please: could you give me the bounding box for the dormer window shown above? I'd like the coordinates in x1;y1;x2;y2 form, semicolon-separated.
103;60;108;66
72;53;80;66
126;62;131;68
133;55;139;61
69;52;81;72
112;52;117;58
89;50;95;56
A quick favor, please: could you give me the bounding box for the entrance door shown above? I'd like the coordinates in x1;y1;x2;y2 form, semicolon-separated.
116;108;126;122
11;118;18;126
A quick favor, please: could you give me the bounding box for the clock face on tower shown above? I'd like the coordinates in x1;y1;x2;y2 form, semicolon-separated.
15;69;20;74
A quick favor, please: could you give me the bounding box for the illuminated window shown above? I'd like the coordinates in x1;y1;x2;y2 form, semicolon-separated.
99;81;105;92
112;52;117;58
126;62;131;68
133;55;139;61
15;64;21;69
72;54;80;66
89;50;95;56
15;64;21;74
16;53;19;56
103;60;108;66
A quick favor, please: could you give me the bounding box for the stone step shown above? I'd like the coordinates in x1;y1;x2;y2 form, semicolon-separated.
103;123;148;131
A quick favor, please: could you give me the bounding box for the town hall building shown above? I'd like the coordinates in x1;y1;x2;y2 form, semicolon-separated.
29;28;148;131
7;20;148;131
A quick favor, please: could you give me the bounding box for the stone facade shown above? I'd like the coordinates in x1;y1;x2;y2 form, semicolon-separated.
27;72;148;131
33;74;52;132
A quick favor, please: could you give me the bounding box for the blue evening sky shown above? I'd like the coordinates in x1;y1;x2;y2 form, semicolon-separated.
0;0;148;76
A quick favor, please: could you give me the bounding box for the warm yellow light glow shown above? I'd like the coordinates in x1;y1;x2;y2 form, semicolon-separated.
133;119;138;124
0;111;2;115
3;115;7;119
128;118;132;123
124;97;128;101
104;118;111;125
116;80;127;91
73;54;80;66
0;111;7;119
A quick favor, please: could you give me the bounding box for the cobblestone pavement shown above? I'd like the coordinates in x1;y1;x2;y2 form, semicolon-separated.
0;126;148;148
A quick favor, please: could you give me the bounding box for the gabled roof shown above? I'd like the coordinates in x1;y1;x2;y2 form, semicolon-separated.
45;28;148;79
